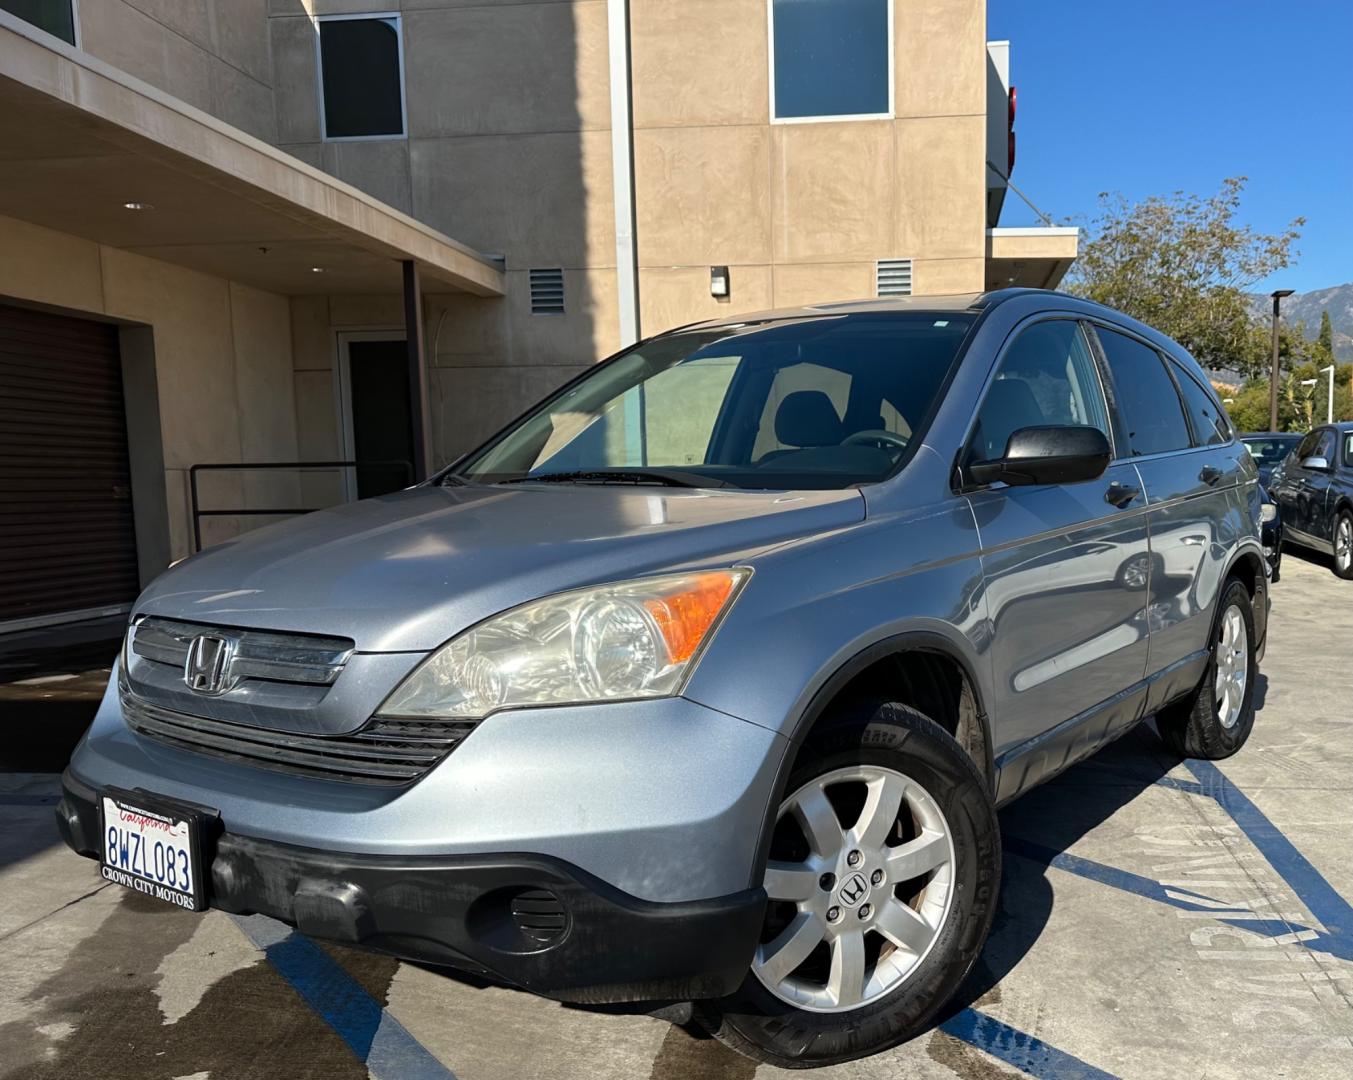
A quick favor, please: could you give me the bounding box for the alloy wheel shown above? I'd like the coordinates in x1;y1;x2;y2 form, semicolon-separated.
752;765;955;1013
1336;517;1352;573
1214;603;1248;730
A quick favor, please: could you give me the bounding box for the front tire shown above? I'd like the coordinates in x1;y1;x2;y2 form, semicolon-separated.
1333;509;1353;580
1155;578;1257;759
697;702;999;1068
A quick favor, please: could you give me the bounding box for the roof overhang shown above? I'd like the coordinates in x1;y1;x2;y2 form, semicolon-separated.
985;226;1079;291
0;12;505;297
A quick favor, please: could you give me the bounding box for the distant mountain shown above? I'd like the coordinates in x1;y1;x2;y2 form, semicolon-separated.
1248;283;1353;362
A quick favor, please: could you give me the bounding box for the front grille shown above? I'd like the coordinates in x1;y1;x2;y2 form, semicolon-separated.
131;617;353;687
120;683;477;786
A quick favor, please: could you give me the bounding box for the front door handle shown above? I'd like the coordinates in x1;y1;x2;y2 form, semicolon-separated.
1105;481;1141;508
1199;465;1223;487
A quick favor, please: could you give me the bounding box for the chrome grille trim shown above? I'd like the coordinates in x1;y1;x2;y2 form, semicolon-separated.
120;683;477;786
131;617;354;686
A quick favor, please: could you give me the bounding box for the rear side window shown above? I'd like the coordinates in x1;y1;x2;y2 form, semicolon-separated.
1344;433;1353;467
1096;327;1191;456
1169;360;1230;446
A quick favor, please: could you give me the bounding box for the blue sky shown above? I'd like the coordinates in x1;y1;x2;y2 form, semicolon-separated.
988;0;1353;293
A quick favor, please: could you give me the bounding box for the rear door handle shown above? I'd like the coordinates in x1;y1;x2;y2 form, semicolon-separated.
1199;465;1223;487
1105;481;1141;508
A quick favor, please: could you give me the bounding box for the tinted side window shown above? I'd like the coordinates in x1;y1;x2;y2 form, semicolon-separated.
1096;327;1191;456
1314;430;1337;462
969;320;1110;463
1170;360;1230;446
1344;432;1353;468
1295;430;1322;459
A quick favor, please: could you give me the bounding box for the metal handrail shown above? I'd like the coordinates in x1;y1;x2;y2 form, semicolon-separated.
188;460;414;552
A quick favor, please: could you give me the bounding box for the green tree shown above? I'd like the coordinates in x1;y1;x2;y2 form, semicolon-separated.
1066;178;1303;380
1319;310;1335;358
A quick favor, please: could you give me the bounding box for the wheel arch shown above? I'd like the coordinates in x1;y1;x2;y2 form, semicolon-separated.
747;631;994;888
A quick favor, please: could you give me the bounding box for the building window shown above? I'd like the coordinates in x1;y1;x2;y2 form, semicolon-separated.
769;0;892;122
316;14;406;140
2;0;77;45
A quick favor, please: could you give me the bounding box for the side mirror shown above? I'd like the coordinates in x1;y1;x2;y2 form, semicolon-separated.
1301;456;1331;471
968;425;1111;487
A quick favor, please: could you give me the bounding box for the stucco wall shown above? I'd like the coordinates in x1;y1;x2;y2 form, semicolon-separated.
0;212;298;562
76;0;277;141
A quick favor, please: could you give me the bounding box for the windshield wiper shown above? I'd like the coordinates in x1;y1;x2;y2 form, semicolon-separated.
497;468;729;489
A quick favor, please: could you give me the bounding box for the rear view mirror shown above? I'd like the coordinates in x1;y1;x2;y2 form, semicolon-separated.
1301;456;1330;471
968;425;1111;487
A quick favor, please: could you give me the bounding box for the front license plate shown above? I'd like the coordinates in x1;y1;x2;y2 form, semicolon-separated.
99;792;207;910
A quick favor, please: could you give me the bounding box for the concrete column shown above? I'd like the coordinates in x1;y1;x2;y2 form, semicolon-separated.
403;260;433;480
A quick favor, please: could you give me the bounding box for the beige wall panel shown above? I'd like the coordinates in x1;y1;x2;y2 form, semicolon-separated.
430;364;586;465
410;131;614;268
0;215;105;314
209;58;278;142
404;2;610;138
294;369;342;462
230;283;297;461
893;0;986;118
772;121;894;263
639;265;773;336
429;268;618;370
322;140;413;214
911;257;984;295
123;0;212;49
211;0;273;85
327;294;404;328
894;115;985;261
269;15;321;144
289;295;333;371
635;125;771;268
99;248;241;474
631;0;768;128
79;0;214;113
771;262;875;308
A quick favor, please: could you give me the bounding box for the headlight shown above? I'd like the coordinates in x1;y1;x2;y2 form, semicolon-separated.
378;569;750;719
1260;503;1277;523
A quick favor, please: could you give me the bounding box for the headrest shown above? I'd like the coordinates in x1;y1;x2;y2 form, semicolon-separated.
774;390;844;448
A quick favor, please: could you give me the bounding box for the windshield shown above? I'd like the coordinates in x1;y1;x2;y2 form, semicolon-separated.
455;313;975;490
1242;436;1301;467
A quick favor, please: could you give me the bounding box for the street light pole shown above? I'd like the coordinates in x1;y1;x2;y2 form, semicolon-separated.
1269;289;1294;431
1321;363;1336;424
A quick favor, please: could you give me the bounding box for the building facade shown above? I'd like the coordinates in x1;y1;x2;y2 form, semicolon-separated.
0;0;1075;633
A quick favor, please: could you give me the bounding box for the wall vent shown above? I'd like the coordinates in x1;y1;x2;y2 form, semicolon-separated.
875;259;913;297
529;268;565;315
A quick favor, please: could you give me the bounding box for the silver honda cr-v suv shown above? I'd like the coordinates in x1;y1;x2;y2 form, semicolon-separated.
58;288;1268;1067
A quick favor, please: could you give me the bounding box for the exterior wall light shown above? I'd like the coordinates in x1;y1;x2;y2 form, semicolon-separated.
710;265;730;299
122;202;154;211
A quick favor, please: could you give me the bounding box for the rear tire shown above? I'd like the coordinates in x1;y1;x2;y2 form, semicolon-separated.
1333;509;1353;580
697;702;999;1068
1155;578;1257;759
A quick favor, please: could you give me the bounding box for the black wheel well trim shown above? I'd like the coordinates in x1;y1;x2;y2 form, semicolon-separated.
746;630;994;890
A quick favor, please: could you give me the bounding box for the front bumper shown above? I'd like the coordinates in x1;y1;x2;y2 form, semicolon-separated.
57;770;764;1003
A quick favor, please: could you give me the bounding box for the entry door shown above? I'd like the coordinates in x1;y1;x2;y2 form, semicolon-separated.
0;302;140;630
339;335;414;499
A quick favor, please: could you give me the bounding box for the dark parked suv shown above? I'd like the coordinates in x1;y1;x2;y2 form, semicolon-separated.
58;289;1269;1066
1271;422;1353;577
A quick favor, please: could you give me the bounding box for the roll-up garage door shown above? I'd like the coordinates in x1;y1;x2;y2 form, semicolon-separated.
0;302;140;630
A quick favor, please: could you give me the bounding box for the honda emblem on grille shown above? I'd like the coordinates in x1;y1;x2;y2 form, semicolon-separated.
184;634;236;695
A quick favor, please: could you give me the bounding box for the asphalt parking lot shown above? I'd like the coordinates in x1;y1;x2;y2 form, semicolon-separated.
2;549;1351;1080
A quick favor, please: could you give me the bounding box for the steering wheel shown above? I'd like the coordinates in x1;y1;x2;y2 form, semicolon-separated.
842;429;910;455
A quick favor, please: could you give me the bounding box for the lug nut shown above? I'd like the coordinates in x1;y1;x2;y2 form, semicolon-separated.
871;869;884;886
858;903;872;919
847;850;862;867
826;906;841;923
819;872;836;891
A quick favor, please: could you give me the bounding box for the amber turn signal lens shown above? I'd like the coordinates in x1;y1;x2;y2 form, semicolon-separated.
643;571;741;664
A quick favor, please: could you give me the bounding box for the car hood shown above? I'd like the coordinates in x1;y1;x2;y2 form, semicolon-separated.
136;483;864;651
